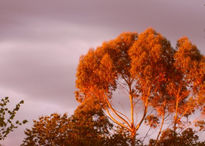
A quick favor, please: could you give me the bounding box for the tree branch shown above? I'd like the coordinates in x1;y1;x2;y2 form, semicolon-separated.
105;108;131;131
105;98;131;129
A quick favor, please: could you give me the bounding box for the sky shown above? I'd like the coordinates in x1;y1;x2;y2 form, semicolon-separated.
0;0;205;145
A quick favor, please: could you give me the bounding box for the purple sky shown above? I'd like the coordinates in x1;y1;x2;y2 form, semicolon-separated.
0;0;205;145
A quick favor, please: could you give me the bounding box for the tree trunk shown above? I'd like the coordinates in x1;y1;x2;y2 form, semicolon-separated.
131;130;136;146
155;102;166;146
155;111;165;146
173;97;179;146
130;92;135;146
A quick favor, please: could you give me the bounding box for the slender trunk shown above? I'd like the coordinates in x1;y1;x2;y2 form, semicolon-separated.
130;92;136;146
155;110;165;146
174;101;178;133
155;101;166;146
131;130;136;146
135;89;150;131
142;127;151;143
174;98;179;146
129;93;134;128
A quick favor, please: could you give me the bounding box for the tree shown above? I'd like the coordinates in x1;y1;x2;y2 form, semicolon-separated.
149;128;205;146
22;97;133;146
75;28;205;145
69;97;113;146
22;113;72;146
0;97;27;141
165;37;204;145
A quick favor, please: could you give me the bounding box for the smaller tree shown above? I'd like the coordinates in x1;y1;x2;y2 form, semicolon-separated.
149;128;205;146
22;97;113;146
69;97;113;146
0;97;27;140
22;96;139;146
22;113;72;146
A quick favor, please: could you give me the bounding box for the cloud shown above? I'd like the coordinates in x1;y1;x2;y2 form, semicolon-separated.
0;20;116;145
0;22;115;106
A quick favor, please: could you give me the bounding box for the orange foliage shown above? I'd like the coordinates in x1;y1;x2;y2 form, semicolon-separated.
75;28;205;145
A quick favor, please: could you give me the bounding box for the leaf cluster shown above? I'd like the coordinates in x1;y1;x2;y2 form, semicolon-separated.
149;128;205;146
0;97;27;141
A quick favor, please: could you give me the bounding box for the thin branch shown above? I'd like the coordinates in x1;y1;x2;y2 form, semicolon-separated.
135;87;151;131
178;107;189;121
116;110;131;123
105;98;131;129
155;104;166;146
135;103;148;131
133;98;141;106
142;127;151;143
121;73;130;86
105;108;131;131
117;80;129;93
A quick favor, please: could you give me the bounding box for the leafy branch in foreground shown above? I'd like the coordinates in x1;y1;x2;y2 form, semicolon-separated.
0;97;27;140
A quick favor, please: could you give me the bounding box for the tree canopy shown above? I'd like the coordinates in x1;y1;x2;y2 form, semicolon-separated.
75;28;205;145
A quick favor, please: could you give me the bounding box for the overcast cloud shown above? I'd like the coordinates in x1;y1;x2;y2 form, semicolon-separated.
0;0;204;145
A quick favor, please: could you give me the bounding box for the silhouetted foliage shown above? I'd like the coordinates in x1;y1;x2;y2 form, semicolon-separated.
106;126;143;146
22;113;72;146
22;97;135;146
149;128;205;146
0;97;27;141
68;97;113;146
